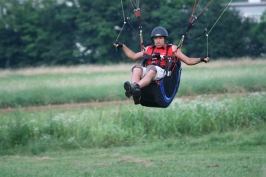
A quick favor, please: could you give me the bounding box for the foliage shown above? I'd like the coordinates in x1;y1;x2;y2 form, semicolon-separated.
0;0;78;68
251;10;266;57
0;0;265;68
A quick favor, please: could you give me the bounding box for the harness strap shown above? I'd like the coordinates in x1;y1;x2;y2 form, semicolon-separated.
164;44;175;74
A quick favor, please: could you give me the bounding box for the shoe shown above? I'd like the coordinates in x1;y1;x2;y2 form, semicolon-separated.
124;81;133;98
132;83;141;105
124;81;141;104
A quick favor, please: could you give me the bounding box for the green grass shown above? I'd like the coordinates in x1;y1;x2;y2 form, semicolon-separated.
0;136;265;177
0;93;265;155
0;73;126;108
0;59;265;176
178;63;266;95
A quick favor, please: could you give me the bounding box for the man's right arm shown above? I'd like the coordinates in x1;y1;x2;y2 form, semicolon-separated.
121;44;144;61
114;42;144;61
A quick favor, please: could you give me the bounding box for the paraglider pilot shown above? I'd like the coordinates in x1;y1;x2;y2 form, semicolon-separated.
114;26;210;105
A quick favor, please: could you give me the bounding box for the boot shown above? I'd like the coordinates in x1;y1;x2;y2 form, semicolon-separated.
132;82;141;105
124;81;133;98
123;81;141;105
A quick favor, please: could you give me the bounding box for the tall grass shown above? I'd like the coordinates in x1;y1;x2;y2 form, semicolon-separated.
0;93;265;155
178;61;266;95
0;73;126;108
0;59;266;108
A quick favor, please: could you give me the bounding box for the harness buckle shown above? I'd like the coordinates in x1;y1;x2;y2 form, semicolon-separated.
152;52;161;60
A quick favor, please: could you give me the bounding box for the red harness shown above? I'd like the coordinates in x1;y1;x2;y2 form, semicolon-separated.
144;44;176;67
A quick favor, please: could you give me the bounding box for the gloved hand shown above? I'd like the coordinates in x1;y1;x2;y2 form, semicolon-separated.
200;56;209;63
114;41;124;48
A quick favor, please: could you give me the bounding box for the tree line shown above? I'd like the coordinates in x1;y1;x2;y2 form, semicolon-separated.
0;0;265;68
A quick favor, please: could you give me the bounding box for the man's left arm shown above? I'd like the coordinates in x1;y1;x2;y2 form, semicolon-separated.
172;45;210;65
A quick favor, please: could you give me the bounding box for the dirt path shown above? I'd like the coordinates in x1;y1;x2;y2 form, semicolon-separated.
0;92;257;114
0;100;133;114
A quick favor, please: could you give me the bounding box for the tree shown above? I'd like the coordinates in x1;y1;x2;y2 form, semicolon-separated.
75;0;122;64
0;0;264;68
177;2;257;59
251;10;266;57
0;0;78;68
0;0;26;68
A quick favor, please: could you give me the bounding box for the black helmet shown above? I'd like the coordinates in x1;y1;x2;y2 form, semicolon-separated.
151;27;168;40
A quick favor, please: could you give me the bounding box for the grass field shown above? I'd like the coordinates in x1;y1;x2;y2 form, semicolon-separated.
0;58;266;176
0;138;265;177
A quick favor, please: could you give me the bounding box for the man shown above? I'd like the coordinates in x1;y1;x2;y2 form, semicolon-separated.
114;26;210;104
